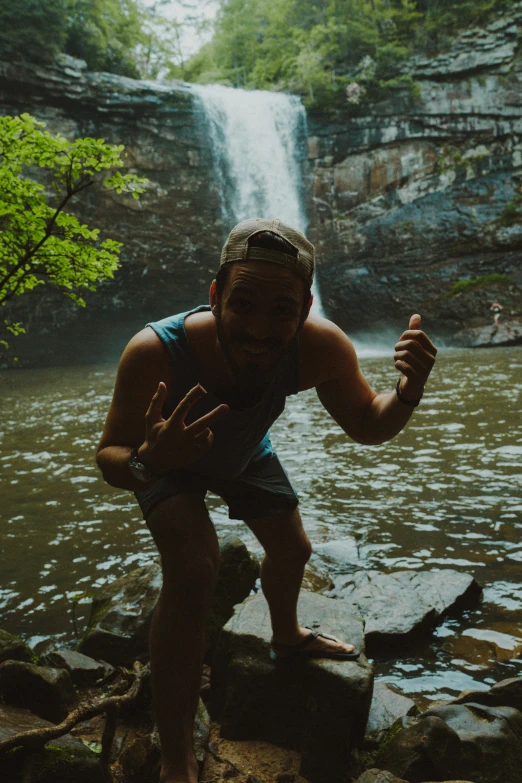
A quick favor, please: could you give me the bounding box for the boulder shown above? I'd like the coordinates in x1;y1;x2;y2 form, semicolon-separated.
452;319;522;348
353;774;473;783
118;697;210;783
450;676;522;712
40;650;114;687
375;677;522;783
353;771;408;783
0;661;77;723
0;702;104;783
77;562;162;667
211;590;372;783
78;535;259;667
0;629;34;664
328;570;482;654
365;682;417;742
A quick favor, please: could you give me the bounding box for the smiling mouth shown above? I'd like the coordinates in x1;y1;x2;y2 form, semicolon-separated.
240;342;274;356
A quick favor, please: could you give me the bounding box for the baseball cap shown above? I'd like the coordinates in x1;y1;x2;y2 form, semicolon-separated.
220;218;315;286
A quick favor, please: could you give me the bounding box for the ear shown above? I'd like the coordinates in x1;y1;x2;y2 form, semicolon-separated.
210;280;218;312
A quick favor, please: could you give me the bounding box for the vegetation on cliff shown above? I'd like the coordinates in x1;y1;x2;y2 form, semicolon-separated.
0;0;189;79
0;113;146;357
176;0;516;108
2;0;517;102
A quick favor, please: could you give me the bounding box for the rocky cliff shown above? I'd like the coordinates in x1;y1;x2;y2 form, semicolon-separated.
3;6;522;366
306;5;522;343
0;56;223;365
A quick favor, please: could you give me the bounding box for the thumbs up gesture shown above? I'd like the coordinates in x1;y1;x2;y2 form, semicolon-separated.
394;314;437;402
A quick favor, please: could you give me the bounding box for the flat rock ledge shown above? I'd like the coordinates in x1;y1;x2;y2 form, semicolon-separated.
451;319;522;348
211;589;373;783
327;569;482;655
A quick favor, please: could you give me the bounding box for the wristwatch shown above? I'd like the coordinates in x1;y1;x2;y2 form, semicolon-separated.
128;447;161;484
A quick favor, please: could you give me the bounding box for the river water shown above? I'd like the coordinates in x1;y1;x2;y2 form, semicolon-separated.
1;345;521;706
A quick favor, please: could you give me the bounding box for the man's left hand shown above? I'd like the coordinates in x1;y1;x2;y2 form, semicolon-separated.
394;314;437;401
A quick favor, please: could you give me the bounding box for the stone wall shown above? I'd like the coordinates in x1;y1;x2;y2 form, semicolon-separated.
306;5;522;341
0;56;223;366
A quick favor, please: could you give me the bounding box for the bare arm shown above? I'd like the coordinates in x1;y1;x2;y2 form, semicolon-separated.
95;328;229;491
307;315;437;446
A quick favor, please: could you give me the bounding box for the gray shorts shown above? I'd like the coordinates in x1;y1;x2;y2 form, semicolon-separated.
134;451;299;521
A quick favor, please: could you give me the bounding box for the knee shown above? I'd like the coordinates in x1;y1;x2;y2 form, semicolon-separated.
146;495;220;592
269;534;312;568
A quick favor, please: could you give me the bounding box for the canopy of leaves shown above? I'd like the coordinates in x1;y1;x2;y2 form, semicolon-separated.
0;0;195;79
177;0;515;109
1;0;516;104
0;0;67;64
0;113;147;354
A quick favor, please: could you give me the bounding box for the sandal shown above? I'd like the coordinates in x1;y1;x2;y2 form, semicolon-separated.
270;626;360;662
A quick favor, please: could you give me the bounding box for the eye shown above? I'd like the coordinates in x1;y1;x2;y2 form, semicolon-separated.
274;305;298;319
231;296;250;312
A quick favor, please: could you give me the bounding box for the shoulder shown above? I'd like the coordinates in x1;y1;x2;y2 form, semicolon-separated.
118;325;172;381
299;313;359;390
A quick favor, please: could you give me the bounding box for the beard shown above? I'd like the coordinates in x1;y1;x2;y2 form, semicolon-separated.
214;307;296;392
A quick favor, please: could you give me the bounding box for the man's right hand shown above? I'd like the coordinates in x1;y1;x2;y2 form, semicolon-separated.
138;383;230;473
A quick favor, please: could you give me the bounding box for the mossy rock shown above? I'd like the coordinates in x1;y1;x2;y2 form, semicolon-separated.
0;629;35;664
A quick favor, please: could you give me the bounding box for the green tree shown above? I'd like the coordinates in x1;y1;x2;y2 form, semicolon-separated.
0;113;147;358
0;0;67;63
65;0;145;77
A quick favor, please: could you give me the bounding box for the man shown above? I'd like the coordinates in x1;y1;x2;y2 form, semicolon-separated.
96;217;437;783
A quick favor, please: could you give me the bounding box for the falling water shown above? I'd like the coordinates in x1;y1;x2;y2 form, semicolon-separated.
192;84;324;311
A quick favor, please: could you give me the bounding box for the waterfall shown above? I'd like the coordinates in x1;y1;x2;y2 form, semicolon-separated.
192;84;323;312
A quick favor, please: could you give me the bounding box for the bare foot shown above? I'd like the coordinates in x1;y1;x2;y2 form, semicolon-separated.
272;625;355;658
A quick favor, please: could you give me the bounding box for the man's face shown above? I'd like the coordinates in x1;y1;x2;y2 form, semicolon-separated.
210;260;312;383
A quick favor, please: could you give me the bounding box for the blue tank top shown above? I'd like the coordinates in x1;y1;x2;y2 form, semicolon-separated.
146;305;300;480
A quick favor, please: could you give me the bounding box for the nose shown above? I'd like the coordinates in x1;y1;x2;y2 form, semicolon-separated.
244;314;273;342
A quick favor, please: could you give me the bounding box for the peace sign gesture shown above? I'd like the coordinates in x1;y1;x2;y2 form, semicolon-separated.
138;383;230;473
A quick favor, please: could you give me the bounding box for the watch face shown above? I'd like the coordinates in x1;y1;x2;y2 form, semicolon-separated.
129;451;154;483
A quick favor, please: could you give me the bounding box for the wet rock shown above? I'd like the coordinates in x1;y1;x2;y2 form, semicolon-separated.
328;569;482;654
77;562;162;667
374;715;460;781
0;702;104;783
353;771;408;783
118;697;210;783
211;590;372;783
375;677;522;783
365;682;417;742
0;661;77;723
40;650;114;687
33;638;61;659
451;319;522;348
450;675;522;712
78;536;259;667
0;629;34;664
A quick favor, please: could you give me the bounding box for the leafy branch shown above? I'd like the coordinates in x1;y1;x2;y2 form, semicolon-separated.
0;113;148;357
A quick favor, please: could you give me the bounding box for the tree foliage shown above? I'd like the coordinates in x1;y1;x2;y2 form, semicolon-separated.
1;0;517;103
0;0;68;64
0;113;147;355
178;0;515;108
0;0;195;79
